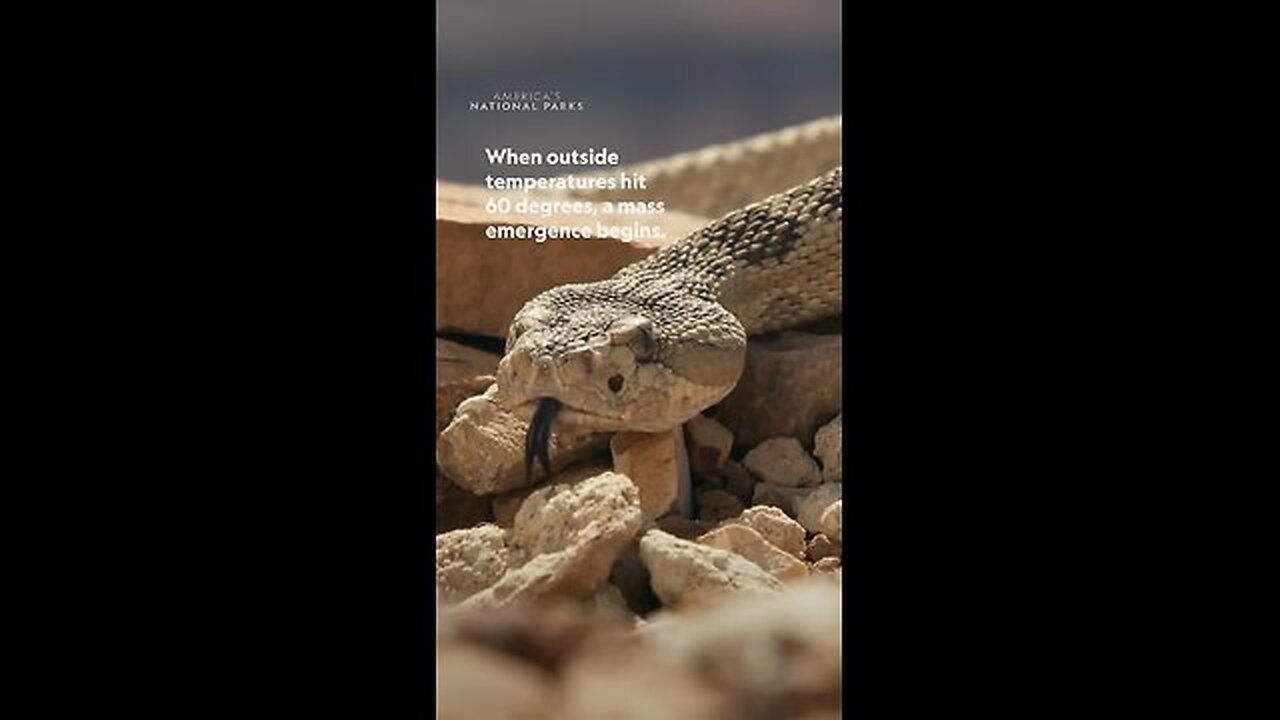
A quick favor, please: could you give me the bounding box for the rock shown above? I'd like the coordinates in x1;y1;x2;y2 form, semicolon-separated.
820;500;842;543
490;486;534;529
510;471;640;557
813;413;842;482
610;430;685;522
436;643;554;720
436;524;509;604
638;529;785;609
807;533;842;562
751;482;813;517
440;596;629;673
554;635;733;720
586;583;641;627
436;375;495;442
435;339;501;440
636;579;843;717
724;505;808;559
653;514;716;541
696;525;810;583
742;436;822;487
713;332;841;451
722;461;757;504
458;541;588;611
436;338;500;384
695;488;744;523
435;181;708;338
682;414;734;477
461;472;642;609
557;580;845;718
812;557;842;575
437;384;610;495
608;540;662;616
436;469;495;533
796;482;843;534
490;461;612;528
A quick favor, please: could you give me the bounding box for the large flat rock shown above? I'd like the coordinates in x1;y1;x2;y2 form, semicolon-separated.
436;181;709;339
713;331;842;451
435;338;500;442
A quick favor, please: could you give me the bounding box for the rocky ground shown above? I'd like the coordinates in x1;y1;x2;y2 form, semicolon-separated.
434;191;843;719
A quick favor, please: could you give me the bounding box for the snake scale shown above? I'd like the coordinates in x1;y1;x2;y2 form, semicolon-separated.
485;117;844;481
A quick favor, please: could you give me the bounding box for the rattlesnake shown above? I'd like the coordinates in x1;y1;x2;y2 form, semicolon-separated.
485;118;843;481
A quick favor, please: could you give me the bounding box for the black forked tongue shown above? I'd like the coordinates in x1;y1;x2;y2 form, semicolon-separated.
524;397;562;484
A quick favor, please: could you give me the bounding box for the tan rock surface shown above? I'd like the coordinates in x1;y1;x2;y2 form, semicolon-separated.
820;500;842;543
440;594;629;674
743;436;823;487
813;413;843;482
610;430;684;522
714;331;842;451
638;529;784;609
751;482;814;518
557;581;843;718
806;533;842;562
491;461;613;528
637;579;843;717
462;472;642;609
682;414;734;477
696;524;810;583
435;181;709;338
441;578;844;720
723;505;808;559
436;375;495;442
812;556;842;575
585;583;642;627
796;482;843;534
435;339;501;441
436;644;554;720
554;635;733;720
437;384;610;495
436;524;509;604
510;471;641;557
436;337;501;384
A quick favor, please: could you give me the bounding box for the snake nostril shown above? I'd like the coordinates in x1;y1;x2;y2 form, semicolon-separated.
608;374;624;393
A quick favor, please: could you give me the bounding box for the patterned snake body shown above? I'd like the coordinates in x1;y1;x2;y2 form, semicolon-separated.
488;119;843;479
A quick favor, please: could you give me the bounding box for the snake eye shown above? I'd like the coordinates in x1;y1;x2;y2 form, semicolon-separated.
610;316;656;362
629;327;656;362
608;374;625;393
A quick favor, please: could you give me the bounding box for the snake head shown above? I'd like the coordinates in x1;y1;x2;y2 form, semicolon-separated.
493;281;747;434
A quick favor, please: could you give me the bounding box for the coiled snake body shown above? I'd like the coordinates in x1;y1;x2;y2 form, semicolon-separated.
488;118;843;480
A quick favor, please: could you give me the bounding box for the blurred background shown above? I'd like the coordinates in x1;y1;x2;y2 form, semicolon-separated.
436;0;841;183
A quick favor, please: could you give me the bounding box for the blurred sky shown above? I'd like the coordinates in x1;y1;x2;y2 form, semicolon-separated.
436;0;841;182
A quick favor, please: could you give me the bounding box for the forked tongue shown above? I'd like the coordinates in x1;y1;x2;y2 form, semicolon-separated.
524;397;562;484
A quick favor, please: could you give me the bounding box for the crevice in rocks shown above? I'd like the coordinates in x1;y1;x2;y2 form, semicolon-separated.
437;331;506;356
